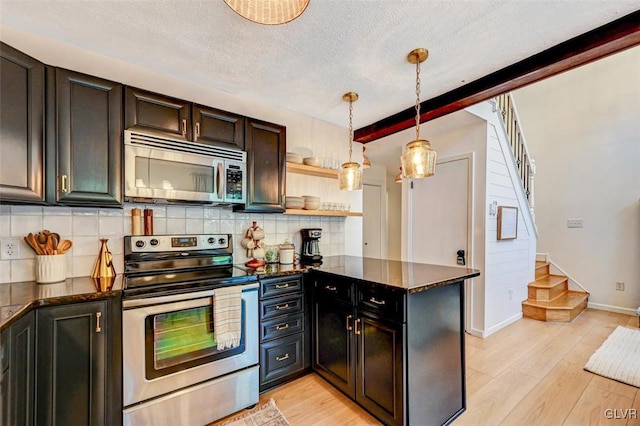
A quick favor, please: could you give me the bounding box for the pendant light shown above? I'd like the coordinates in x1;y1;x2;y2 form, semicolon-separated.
362;146;371;169
224;0;310;25
394;167;402;183
401;48;436;179
339;92;363;191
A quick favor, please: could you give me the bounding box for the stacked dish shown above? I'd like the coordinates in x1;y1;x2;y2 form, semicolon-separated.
286;152;303;164
302;157;322;167
285;196;305;209
303;195;320;210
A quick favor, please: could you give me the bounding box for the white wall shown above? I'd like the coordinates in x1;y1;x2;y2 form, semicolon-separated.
386;173;402;260
511;46;640;313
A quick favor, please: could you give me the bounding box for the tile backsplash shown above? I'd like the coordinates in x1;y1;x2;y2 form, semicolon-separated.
0;204;345;284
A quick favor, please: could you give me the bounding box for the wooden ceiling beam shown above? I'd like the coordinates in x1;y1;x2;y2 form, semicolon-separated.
354;9;640;144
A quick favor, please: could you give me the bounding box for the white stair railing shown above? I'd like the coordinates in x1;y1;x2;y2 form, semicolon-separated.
496;93;536;220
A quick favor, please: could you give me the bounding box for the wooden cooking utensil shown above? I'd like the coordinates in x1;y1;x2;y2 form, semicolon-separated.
57;240;72;254
24;234;42;255
36;232;49;255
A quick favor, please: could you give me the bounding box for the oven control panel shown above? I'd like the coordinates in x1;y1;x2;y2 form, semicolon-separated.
128;234;231;252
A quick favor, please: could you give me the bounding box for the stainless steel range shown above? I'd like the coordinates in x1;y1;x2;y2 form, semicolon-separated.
121;234;258;426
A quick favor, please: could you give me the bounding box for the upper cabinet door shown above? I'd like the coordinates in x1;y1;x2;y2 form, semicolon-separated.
243;118;286;212
51;68;123;206
124;86;191;141
193;105;244;149
0;43;45;204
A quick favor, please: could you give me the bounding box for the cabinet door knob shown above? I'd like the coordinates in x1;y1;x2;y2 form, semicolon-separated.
346;315;353;331
95;312;102;333
60;175;69;193
276;353;290;362
354;318;361;335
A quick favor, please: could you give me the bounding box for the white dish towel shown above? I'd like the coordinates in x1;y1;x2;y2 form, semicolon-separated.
214;285;242;350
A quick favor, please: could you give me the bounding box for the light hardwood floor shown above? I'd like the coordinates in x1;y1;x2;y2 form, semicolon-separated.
255;309;639;425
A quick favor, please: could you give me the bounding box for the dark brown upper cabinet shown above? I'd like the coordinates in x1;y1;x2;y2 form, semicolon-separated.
0;43;45;204
125;87;245;149
242;118;286;213
47;68;123;206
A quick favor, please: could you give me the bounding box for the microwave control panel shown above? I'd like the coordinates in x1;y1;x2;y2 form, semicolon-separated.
225;162;245;202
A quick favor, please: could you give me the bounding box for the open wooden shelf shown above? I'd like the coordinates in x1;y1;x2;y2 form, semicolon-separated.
286;162;339;179
285;209;362;217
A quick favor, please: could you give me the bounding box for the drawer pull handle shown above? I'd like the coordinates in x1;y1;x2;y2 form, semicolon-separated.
195;121;201;138
95;312;102;333
369;297;386;306
275;303;290;311
276;353;290;362
182;119;188;136
325;285;337;292
346;315;353;331
60;174;69;193
275;283;290;289
275;323;290;331
355;318;361;335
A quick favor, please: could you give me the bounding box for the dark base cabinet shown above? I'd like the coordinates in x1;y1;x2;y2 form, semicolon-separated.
258;275;310;392
311;271;465;426
1;298;122;426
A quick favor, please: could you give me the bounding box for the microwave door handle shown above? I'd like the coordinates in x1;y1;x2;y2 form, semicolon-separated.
217;163;224;201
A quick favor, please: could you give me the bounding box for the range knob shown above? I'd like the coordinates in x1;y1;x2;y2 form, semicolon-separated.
135;240;145;248
149;238;159;246
207;237;215;245
218;238;226;246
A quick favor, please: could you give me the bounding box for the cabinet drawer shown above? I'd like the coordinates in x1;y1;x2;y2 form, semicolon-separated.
358;284;406;322
260;276;302;299
261;313;304;342
260;333;304;385
314;276;353;304
260;294;303;320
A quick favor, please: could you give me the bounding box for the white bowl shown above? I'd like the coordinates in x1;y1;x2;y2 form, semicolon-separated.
286;152;303;164
304;202;320;210
303;195;320;202
285;196;305;209
303;157;322;167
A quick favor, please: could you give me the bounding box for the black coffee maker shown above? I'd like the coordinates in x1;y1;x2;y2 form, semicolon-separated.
301;228;322;265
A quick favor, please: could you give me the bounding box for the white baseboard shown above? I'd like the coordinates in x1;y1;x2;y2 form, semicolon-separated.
474;312;523;338
588;302;639;316
466;327;485;338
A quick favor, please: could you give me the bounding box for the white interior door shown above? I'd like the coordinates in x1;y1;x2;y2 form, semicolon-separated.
363;183;382;258
408;157;470;267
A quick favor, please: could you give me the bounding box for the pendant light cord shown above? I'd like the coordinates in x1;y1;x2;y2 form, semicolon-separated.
414;59;421;141
348;98;354;162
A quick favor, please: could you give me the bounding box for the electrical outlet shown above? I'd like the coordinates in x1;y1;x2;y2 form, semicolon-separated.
1;238;21;260
508;288;514;300
616;281;625;291
567;218;584;228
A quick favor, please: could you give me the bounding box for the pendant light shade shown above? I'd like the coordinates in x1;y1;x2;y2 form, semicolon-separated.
362;146;371;169
401;48;437;179
224;0;310;25
394;167;402;183
339;92;363;191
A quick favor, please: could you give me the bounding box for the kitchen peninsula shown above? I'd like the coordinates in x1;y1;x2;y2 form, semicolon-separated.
1;256;478;426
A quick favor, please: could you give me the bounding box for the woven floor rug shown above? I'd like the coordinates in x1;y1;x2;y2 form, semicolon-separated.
584;326;640;388
218;399;290;426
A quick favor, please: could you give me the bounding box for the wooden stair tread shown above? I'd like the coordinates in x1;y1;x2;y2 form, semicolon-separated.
522;291;588;310
535;261;549;269
529;274;567;289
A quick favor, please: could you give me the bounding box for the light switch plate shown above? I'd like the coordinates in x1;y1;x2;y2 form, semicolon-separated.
567;218;584;228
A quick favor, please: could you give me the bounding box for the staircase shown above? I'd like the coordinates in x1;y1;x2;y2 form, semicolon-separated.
522;261;589;322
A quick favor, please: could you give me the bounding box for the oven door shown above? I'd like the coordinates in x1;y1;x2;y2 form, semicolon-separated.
122;283;258;406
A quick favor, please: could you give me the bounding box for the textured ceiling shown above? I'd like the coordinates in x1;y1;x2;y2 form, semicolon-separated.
1;1;638;131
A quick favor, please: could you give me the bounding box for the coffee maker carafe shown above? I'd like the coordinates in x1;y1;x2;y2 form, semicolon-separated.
301;228;322;265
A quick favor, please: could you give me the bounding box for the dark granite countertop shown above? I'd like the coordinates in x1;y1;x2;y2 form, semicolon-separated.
0;276;123;332
311;256;480;293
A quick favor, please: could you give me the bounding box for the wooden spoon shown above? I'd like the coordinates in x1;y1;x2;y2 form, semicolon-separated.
24;234;42;255
51;234;59;254
57;240;72;254
36;232;50;255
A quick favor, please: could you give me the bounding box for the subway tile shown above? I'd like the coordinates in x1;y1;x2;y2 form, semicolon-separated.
43;206;72;216
99;208;123;217
11;205;43;215
261;219;276;235
203;220;220;234
185;219;204;234
0;282;10;303
43;215;72;236
219;208;234;220
10;258;36;283
18;238;36;259
166;219;186;234
73;236;104;257
111;254;124;274
153;218;167;235
99;216;124;236
72;216;99;236
150;206;166;218
248;213;264;223
186;207;203;219
11;215;43;237
0;262;11;285
0;214;10;237
276;220;289;234
203;208;220;220
219;220;235;235
166;206;185;218
72;255;96;278
72;207;98;216
0;205;10;215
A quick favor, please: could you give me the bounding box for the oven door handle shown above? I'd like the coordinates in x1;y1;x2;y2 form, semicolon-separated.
122;282;258;309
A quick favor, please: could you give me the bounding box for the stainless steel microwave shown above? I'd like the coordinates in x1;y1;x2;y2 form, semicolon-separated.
124;130;246;204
